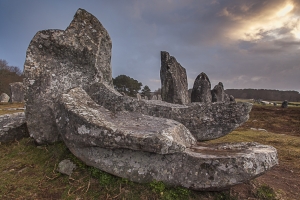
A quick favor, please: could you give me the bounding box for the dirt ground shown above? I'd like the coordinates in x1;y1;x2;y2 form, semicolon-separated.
231;105;300;200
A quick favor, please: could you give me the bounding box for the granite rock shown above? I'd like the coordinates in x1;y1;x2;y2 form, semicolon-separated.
10;82;24;103
0;93;10;102
86;82;252;141
191;72;212;103
57;159;76;176
23;8;113;144
0;112;29;143
55;87;196;154
160;51;189;104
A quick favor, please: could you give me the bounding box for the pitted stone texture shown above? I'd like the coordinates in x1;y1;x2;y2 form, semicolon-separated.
23;8;113;144
160;51;189;105
67;142;277;191
56;87;196;154
0;112;29;143
86;83;252;141
211;82;230;103
9;82;24;103
58;159;76;176
0;93;10;102
191;72;212;103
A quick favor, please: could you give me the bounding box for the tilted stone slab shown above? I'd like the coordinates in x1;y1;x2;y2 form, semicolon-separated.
23;8;113;144
86;83;252;141
0;112;29;143
67;142;277;191
55;87;196;154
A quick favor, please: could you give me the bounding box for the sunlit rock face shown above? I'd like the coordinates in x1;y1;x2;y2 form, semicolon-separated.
160;51;189;105
0;93;10;102
23;8;112;144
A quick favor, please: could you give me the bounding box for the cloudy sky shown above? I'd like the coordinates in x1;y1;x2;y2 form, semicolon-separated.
1;0;300;92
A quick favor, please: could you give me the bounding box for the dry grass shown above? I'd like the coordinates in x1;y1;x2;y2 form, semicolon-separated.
0;102;24;115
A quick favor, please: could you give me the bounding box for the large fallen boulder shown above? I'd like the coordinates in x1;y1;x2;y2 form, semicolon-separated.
55;87;196;154
0;112;29;143
23;8;113;144
86;82;252;141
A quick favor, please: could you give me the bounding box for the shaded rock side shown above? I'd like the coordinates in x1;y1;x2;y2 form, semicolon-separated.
211;82;230;103
0;112;29;143
10;82;24;103
55;87;196;154
160;51;189;105
23;8;113;144
191;72;212;103
86;83;252;141
0;93;10;102
68;142;278;191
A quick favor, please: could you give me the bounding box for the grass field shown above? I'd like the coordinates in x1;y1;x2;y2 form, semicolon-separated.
1;103;299;199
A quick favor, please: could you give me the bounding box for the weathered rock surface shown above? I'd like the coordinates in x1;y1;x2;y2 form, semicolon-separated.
281;100;288;108
211;82;230;103
58;159;76;176
191;72;212;103
9;82;24;103
160;51;189;105
68;142;277;191
0;93;10;102
0;112;29;143
56;87;196;154
23;8;113;144
86;83;252;141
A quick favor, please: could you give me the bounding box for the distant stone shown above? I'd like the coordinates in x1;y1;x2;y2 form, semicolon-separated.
160;51;189;104
57;159;76;176
0;93;10;102
273;102;277;106
10;82;24;103
211;82;230;102
144;96;148;100
23;8;113;144
0;112;29;143
191;72;212;103
151;95;157;100
136;93;141;101
281;100;288;108
229;95;235;102
157;94;162;100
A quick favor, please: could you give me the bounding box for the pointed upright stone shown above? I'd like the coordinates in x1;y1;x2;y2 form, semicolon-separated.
211;82;225;102
160;51;189;105
23;8;113;144
191;72;212;103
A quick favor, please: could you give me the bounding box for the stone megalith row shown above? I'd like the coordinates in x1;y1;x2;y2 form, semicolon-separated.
191;73;234;103
23;8;278;191
160;51;189;105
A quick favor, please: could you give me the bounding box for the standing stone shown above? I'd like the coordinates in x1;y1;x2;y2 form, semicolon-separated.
0;93;10;102
23;8;113;144
281;100;288;108
211;82;226;102
136;93;142;101
144;96;148;100
10;82;24;103
191;72;212;103
157;94;162;100
160;51;189;105
151;95;157;100
229;95;235;102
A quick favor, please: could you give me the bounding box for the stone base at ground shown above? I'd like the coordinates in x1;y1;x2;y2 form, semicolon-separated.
68;142;278;191
0;112;29;143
